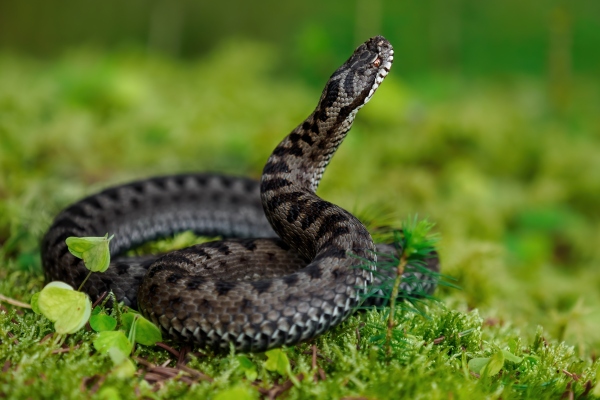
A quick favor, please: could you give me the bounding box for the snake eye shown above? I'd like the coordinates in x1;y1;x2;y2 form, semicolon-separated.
372;57;381;68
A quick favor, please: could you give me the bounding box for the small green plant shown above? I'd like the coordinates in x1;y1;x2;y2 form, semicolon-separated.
358;216;453;357
264;348;300;386
91;301;162;377
383;218;439;354
30;234;162;371
66;234;114;285
30;281;92;334
236;355;258;381
467;349;523;378
30;235;115;334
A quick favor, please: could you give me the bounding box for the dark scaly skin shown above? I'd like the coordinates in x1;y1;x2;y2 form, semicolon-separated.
42;36;438;352
42;174;276;309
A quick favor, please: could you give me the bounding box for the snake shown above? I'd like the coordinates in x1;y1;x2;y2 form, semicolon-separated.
41;36;439;352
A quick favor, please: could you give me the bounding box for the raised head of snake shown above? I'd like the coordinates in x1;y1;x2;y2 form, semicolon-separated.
263;36;393;196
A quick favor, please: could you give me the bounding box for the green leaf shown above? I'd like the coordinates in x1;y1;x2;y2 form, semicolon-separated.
93;330;133;356
237;355;258;381
238;355;255;369
264;348;290;376
108;347;136;379
468;357;490;374
461;351;470;377
96;387;122;400
507;338;518;353
90;313;117;332
132;315;162;346
501;349;523;364
264;348;299;386
214;386;257;400
65;234;113;272
111;357;136;379
107;346;128;365
469;351;508;377
592;362;600;397
121;312;135;334
482;350;505;376
30;292;40;314
37;281;92;334
121;312;162;346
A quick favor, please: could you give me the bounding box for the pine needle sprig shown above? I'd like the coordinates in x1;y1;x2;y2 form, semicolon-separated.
355;216;457;357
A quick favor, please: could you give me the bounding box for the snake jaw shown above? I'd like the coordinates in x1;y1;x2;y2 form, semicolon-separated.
364;44;394;107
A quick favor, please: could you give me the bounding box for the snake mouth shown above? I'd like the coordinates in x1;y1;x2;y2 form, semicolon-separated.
364;41;394;105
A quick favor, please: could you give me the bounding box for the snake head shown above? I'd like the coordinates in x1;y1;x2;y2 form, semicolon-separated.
318;36;393;120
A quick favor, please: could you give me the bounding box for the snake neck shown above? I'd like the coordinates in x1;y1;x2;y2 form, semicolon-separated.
260;36;393;260
262;36;393;195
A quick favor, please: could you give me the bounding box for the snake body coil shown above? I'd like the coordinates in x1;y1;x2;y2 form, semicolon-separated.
42;37;436;352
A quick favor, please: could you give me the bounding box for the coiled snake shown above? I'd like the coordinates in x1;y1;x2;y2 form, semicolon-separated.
42;36;438;352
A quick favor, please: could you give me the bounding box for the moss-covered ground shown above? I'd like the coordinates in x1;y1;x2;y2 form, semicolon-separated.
1;42;599;399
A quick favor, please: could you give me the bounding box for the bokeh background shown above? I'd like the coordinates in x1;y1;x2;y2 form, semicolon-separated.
1;1;599;354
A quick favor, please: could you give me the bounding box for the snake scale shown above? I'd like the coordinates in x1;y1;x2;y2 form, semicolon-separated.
41;36;439;352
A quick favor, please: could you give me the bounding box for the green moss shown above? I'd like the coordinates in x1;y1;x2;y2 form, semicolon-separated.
1;290;598;398
1;42;599;398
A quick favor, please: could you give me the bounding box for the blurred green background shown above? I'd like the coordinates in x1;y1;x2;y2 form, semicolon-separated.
0;0;599;354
